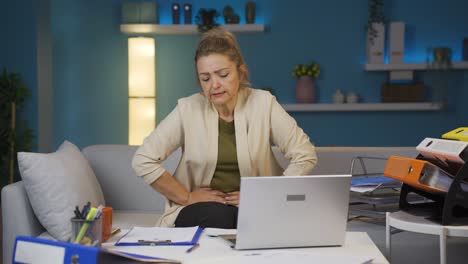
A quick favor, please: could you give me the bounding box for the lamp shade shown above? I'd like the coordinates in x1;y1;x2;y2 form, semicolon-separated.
128;37;156;145
128;37;155;97
129;98;155;145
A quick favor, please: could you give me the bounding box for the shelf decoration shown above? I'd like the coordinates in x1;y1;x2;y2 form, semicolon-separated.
292;62;320;104
245;1;256;24
196;8;220;33
332;89;345;104
431;47;452;69
381;82;425;103
223;5;240;24
366;0;385;64
183;4;192;24
121;1;158;24
389;22;405;64
172;3;180;24
346;92;359;104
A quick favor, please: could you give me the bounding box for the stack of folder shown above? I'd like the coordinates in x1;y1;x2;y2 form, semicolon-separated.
384;137;468;193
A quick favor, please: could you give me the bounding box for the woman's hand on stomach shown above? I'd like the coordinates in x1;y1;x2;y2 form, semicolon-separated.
188;187;226;205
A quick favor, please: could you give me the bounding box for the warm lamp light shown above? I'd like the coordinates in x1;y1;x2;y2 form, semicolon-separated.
128;37;156;145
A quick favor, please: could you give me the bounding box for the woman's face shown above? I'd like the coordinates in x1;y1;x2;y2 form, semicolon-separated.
197;53;242;107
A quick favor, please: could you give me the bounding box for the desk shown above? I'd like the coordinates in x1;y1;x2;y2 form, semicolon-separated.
103;230;388;264
386;211;468;264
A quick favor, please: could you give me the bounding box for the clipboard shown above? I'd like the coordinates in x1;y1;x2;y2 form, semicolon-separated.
384;155;455;193
442;127;468;142
13;236;180;263
115;226;203;246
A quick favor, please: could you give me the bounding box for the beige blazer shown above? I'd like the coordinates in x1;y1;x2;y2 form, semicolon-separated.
132;88;317;227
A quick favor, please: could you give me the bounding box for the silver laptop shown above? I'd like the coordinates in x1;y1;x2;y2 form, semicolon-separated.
227;175;351;250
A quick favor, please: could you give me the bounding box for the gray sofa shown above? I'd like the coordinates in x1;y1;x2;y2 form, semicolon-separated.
1;144;416;263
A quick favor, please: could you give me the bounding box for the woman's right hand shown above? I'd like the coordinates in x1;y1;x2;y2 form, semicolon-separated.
187;188;226;205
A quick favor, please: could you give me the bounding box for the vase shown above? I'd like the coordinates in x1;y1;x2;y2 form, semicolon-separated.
366;22;385;64
295;76;315;104
245;1;256;24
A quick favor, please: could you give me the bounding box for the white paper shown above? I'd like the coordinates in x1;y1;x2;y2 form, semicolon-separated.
204;228;237;237
118;226;199;244
188;251;373;264
351;185;382;193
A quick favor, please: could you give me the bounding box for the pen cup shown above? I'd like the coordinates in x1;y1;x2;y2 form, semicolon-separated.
71;217;102;247
101;206;113;242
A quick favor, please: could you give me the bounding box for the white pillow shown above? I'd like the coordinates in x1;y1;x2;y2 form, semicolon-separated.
18;141;105;241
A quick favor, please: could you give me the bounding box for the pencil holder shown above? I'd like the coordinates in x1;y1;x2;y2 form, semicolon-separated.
71;217;102;247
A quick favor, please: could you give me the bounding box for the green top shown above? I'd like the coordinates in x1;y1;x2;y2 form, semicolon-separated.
210;118;241;193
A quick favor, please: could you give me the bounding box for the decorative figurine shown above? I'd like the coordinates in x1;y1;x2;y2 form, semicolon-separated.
245;1;256;24
172;3;180;24
223;5;240;24
195;8;220;33
183;4;192;24
346;92;359;104
332;89;345;104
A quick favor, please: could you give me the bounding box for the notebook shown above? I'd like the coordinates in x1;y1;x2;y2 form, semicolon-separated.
226;175;351;250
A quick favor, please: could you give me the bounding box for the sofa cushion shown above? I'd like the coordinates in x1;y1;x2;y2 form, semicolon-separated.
82;145;174;212
17;141;105;241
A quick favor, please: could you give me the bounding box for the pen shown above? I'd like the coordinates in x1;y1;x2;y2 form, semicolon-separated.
111;227;121;236
81;202;91;219
74;206;82;219
186;243;200;253
137;239;172;245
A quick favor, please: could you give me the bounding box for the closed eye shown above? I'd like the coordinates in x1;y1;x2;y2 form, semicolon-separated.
200;74;210;82
220;73;229;78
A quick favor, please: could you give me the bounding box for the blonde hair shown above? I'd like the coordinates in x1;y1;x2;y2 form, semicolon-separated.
194;28;250;89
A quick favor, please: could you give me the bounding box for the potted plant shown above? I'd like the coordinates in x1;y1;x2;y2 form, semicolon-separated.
291;62;321;103
367;0;385;45
0;69;34;187
195;8;220;33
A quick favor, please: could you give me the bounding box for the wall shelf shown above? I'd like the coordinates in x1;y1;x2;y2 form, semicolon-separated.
120;24;265;35
282;102;444;112
365;62;468;71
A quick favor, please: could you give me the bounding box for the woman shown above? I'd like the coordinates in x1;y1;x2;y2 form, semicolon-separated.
132;28;317;228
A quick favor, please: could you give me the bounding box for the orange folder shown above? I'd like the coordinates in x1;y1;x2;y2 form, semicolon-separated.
384;156;454;193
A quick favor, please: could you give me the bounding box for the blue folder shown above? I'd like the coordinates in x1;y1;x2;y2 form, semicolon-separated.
115;226;204;246
351;176;398;186
13;236;178;263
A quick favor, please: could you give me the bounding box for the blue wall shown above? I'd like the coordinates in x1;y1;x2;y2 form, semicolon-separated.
1;0;38;149
46;0;468;148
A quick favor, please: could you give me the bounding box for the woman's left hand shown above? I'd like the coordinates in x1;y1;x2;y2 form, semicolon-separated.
225;191;240;207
